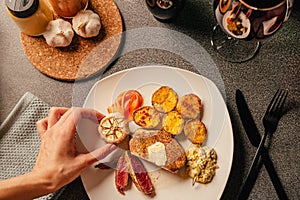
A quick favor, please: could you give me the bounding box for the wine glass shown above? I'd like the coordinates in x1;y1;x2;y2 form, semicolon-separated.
211;0;294;63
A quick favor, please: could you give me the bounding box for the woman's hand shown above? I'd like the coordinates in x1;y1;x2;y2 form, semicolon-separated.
34;107;116;192
0;107;116;200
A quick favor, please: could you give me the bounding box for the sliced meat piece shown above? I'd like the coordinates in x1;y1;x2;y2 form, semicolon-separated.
95;159;118;169
115;153;129;195
125;151;155;196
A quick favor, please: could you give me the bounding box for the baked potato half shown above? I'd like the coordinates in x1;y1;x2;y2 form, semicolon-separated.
152;86;178;113
162;111;184;136
133;106;161;129
184;119;207;144
176;93;202;119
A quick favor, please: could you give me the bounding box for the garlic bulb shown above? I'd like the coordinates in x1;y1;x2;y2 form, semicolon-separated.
43;19;74;47
72;10;101;38
98;113;129;144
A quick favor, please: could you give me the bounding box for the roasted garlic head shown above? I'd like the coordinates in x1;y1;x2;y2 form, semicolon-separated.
72;10;101;38
43;19;74;47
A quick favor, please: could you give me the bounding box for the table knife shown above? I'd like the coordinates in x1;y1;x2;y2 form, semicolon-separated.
236;89;288;200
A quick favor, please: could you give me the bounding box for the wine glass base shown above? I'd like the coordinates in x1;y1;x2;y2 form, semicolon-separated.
211;25;260;63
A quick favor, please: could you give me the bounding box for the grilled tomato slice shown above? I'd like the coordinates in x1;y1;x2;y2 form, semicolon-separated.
108;90;143;121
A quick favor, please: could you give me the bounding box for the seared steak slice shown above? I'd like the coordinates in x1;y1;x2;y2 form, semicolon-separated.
125;151;155;196
95;159;118;169
115;153;129;195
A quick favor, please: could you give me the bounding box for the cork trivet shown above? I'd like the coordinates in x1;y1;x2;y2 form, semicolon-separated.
20;0;123;82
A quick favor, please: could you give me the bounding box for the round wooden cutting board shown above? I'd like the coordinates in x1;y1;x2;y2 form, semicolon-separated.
21;0;123;81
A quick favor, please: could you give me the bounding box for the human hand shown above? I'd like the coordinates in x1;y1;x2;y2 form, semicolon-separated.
34;107;116;192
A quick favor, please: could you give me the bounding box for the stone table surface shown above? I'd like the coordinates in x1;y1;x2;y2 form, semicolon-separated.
0;0;299;199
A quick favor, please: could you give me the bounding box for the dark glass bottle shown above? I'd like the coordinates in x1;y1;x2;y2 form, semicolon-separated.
145;0;186;22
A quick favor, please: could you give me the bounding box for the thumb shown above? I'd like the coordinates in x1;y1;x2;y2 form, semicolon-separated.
78;144;117;167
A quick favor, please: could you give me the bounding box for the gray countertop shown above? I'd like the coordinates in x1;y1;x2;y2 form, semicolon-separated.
0;0;299;199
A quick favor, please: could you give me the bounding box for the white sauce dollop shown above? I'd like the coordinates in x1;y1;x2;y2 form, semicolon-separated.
148;142;167;166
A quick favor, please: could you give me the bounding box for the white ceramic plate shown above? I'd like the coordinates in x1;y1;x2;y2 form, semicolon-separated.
77;65;233;200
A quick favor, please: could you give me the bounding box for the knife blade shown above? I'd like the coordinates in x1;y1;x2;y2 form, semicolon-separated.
236;89;288;200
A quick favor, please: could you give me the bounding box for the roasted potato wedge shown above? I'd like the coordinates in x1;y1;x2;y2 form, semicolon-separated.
133;106;161;129
162;111;184;136
184;119;207;144
176;94;202;119
152;86;178;113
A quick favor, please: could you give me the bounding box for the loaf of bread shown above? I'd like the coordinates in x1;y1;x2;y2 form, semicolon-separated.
129;129;186;173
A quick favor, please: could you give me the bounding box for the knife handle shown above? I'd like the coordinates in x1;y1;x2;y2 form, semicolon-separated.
238;156;263;200
239;129;269;200
261;148;289;200
238;146;288;200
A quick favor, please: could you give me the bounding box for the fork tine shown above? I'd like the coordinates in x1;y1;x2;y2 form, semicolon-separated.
265;89;280;114
267;89;288;114
276;90;288;113
270;89;284;113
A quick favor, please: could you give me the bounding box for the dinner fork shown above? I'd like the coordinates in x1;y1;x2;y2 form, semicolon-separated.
238;89;289;200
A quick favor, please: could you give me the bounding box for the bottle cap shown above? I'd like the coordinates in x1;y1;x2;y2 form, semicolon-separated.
5;0;39;18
